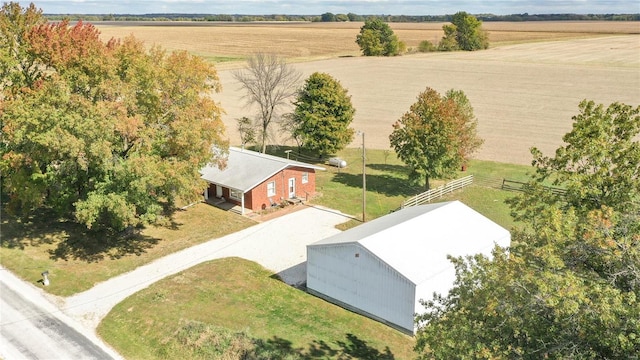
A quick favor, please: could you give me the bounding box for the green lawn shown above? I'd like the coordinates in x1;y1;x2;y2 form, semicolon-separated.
0;203;257;296
313;148;420;220
307;147;533;230
98;257;415;359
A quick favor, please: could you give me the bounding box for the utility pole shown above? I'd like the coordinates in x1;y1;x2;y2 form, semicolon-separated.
361;131;366;222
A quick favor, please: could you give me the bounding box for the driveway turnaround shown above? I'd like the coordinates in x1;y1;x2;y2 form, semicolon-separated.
63;205;352;330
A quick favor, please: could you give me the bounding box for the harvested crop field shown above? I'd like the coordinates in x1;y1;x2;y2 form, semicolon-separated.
97;21;640;61
96;21;640;165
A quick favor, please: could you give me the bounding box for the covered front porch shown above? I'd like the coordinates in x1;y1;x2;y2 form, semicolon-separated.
203;182;253;215
204;195;253;216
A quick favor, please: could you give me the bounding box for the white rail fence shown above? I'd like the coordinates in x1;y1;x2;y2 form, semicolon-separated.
401;175;474;209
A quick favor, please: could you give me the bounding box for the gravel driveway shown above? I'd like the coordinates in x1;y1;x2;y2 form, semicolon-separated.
63;205;352;331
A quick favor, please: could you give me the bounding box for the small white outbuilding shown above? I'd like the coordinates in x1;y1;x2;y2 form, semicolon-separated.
306;200;510;334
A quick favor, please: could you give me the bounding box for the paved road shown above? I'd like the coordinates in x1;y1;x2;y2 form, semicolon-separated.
0;268;122;360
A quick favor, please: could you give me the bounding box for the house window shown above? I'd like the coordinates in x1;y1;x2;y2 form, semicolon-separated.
229;189;242;200
267;181;276;197
302;172;309;184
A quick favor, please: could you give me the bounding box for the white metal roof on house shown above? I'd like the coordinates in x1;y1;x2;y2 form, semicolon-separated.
308;201;510;286
200;147;325;192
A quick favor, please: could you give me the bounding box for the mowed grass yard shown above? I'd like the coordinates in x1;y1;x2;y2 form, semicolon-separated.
309;148;533;230
98;257;415;359
0;203;257;296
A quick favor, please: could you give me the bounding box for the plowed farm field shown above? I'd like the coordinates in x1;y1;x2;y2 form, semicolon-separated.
96;21;640;164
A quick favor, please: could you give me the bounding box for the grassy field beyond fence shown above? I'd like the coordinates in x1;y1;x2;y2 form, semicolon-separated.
306;147;533;230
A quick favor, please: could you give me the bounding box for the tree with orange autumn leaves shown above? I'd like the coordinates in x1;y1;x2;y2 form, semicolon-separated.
1;3;227;232
389;87;483;190
415;101;639;359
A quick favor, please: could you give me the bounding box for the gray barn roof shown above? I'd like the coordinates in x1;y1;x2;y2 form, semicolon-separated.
200;147;325;192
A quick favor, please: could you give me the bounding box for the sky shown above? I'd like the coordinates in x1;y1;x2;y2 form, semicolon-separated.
22;0;640;16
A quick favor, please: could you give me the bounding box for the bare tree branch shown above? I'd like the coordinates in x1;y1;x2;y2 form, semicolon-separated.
233;53;301;153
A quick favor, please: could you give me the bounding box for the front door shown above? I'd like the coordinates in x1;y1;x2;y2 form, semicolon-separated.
288;178;296;198
216;185;223;198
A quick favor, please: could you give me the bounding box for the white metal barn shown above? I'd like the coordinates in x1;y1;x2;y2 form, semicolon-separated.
306;201;510;334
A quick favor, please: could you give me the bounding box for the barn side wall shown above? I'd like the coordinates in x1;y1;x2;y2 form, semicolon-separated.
307;243;416;333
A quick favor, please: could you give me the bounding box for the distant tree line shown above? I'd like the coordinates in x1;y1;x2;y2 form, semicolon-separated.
356;12;489;56
43;13;317;22
44;12;640;22
320;12;640;22
480;12;640;21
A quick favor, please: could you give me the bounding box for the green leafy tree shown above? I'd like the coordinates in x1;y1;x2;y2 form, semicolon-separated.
414;100;640;359
355;18;400;56
347;13;363;22
1;6;227;232
444;89;484;165
335;14;349;22
416;209;640;358
389;87;482;190
440;11;489;51
513;100;640;217
437;24;459;51
236;116;256;148
233;53;301;153
290;72;355;157
355;28;384;56
452;11;489;50
320;12;336;22
509;99;640;298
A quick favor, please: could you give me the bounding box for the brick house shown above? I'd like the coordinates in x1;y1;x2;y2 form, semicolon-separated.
200;147;325;214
